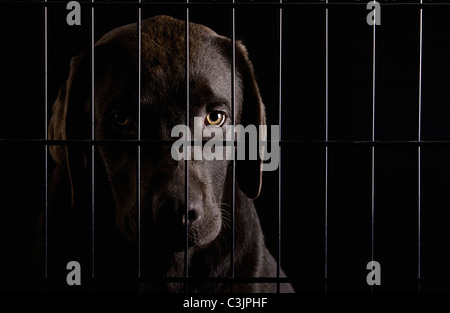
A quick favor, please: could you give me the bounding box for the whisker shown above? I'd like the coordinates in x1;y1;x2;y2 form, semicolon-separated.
217;203;232;232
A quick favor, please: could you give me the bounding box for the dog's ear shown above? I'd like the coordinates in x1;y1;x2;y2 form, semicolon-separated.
235;42;266;200
48;52;90;208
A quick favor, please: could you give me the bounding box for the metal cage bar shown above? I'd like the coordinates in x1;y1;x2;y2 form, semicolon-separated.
43;0;48;281
324;0;329;293
137;0;142;282
90;0;96;281
230;0;237;291
417;0;424;292
371;4;377;273
184;0;190;287
277;0;283;294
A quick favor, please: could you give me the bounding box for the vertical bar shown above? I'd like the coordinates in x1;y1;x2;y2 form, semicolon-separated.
185;0;190;285
91;0;95;281
324;0;329;293
137;0;142;282
231;0;236;290
44;0;48;281
371;4;377;275
418;0;423;293
277;0;283;294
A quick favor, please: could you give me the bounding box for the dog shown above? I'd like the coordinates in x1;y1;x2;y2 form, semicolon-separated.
35;15;294;293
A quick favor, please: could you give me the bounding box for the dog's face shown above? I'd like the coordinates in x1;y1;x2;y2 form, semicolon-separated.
48;16;265;251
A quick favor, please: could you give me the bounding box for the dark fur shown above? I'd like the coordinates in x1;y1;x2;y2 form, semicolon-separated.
36;15;294;293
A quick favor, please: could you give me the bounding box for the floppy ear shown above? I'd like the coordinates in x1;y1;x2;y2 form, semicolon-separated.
48;53;90;208
235;42;266;200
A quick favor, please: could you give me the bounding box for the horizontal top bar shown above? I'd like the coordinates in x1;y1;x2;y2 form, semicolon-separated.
1;1;449;8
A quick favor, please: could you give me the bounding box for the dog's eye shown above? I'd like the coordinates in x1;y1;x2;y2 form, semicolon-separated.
112;112;131;127
205;111;226;127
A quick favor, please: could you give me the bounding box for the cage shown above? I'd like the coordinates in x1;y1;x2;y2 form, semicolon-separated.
0;0;450;298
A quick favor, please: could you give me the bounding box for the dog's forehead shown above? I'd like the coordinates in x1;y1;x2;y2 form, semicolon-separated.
139;16;234;103
96;15;234;105
96;15;231;76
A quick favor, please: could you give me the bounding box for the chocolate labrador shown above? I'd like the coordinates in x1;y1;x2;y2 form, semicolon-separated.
37;15;293;293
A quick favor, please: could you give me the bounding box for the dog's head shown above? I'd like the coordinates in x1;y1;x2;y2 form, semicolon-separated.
48;15;265;250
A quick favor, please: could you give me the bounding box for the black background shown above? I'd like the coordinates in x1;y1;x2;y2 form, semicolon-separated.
1;0;450;294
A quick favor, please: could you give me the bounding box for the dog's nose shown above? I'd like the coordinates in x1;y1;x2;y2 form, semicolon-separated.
152;191;203;226
182;192;203;226
184;207;200;225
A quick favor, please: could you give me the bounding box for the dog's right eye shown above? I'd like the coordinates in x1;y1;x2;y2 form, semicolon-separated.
111;112;131;127
205;111;226;127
